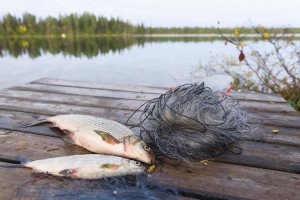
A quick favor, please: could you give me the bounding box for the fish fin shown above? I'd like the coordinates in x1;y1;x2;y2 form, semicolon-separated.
94;130;119;144
100;164;120;170
60;129;77;145
49;125;60;130
62;129;74;135
59;168;78;176
60;135;76;145
119;135;140;145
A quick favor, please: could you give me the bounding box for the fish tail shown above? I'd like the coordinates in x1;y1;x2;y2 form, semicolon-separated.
0;163;26;168
17;155;31;165
0;154;31;168
21;119;49;128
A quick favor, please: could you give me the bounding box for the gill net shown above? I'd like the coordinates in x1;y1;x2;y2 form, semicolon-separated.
13;173;178;200
127;83;252;162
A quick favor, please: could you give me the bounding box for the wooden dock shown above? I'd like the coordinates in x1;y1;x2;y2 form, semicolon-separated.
0;78;299;200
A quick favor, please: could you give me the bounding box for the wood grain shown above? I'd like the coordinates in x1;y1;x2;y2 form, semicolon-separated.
33;78;286;103
0;94;298;129
0;89;296;115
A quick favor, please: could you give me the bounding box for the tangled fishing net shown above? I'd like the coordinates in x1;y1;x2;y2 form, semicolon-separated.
13;173;178;200
127;83;252;162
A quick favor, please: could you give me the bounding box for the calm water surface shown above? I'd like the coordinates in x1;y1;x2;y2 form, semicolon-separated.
0;37;246;89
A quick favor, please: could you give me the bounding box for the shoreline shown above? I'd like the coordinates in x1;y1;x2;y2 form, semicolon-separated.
0;33;300;39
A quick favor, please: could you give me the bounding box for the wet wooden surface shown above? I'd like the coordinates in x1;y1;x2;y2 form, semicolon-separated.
0;78;299;200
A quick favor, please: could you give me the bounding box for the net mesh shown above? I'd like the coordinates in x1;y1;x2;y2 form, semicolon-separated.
13;173;178;200
127;83;252;162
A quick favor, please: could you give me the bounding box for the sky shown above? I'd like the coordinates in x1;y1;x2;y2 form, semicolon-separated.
0;0;299;27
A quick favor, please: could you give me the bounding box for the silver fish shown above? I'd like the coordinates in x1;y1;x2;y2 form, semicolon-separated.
0;154;146;179
26;114;154;164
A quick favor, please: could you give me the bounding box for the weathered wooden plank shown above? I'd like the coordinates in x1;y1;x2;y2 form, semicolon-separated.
216;141;300;173
0;97;139;124
13;82;288;106
249;111;300;128
0;95;298;129
255;125;300;137
0;130;89;161
0;89;296;115
33;78;168;94
240;101;296;115
0;89;142;111
243;131;300;147
11;84;159;101
0;130;299;200
33;78;286;103
0;124;299;175
230;92;286;103
0;103;299;149
154;162;300;200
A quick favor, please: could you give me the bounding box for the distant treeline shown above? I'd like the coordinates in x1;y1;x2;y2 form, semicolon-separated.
1;13;300;37
0;13;143;36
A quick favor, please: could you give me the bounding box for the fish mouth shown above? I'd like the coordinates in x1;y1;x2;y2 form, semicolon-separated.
150;154;155;164
136;154;154;165
145;154;155;165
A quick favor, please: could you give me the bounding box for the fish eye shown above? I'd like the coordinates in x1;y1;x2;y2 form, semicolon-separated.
143;145;151;152
133;161;140;166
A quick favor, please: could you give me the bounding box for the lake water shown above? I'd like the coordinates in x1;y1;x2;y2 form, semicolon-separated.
0;36;269;90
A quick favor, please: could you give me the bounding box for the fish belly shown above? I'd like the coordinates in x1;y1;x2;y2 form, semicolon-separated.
71;130;124;155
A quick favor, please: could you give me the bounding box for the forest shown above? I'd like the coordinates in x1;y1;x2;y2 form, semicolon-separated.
0;13;299;37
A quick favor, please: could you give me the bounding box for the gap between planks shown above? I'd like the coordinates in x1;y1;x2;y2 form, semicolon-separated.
18;81;288;104
33;78;287;103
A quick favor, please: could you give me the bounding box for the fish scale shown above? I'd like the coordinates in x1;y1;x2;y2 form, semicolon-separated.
25;114;154;164
51;114;135;139
27;154;121;166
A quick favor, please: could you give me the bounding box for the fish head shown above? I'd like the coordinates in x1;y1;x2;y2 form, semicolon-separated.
100;159;146;176
126;159;147;173
124;137;155;164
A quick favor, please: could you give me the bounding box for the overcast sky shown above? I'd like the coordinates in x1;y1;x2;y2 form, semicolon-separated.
0;0;299;27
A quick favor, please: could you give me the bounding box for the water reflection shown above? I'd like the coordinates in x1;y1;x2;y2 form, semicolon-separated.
0;36;224;58
1;36;297;92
